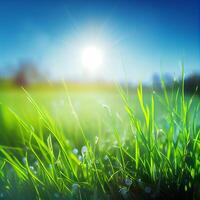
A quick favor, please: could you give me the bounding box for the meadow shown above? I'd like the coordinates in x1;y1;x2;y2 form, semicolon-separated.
0;79;199;200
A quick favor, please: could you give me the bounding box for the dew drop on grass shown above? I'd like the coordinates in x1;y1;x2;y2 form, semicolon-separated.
72;183;80;191
104;155;109;161
119;187;128;197
125;178;132;186
49;164;53;169
78;155;83;162
81;146;87;155
34;160;39;166
22;157;26;165
72;148;78;155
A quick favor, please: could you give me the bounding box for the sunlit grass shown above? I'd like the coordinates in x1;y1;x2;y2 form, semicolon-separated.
0;74;199;199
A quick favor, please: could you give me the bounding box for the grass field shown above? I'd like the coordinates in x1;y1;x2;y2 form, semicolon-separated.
0;80;200;199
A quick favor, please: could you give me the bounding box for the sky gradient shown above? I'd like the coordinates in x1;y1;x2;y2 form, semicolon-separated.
0;0;199;83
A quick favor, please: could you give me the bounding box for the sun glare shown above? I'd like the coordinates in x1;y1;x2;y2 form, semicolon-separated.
81;46;103;74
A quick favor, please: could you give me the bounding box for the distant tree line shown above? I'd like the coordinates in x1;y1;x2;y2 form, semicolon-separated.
152;73;200;96
184;74;200;95
1;60;200;95
13;61;44;87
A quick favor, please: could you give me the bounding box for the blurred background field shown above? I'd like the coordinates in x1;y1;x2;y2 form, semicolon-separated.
0;80;199;147
0;85;135;146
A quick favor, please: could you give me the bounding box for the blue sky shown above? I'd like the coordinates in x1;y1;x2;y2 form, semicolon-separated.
0;0;199;82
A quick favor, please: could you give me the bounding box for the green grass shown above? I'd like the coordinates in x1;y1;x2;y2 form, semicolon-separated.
0;79;200;199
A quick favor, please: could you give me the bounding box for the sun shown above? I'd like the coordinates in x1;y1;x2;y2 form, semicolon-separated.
81;45;103;74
